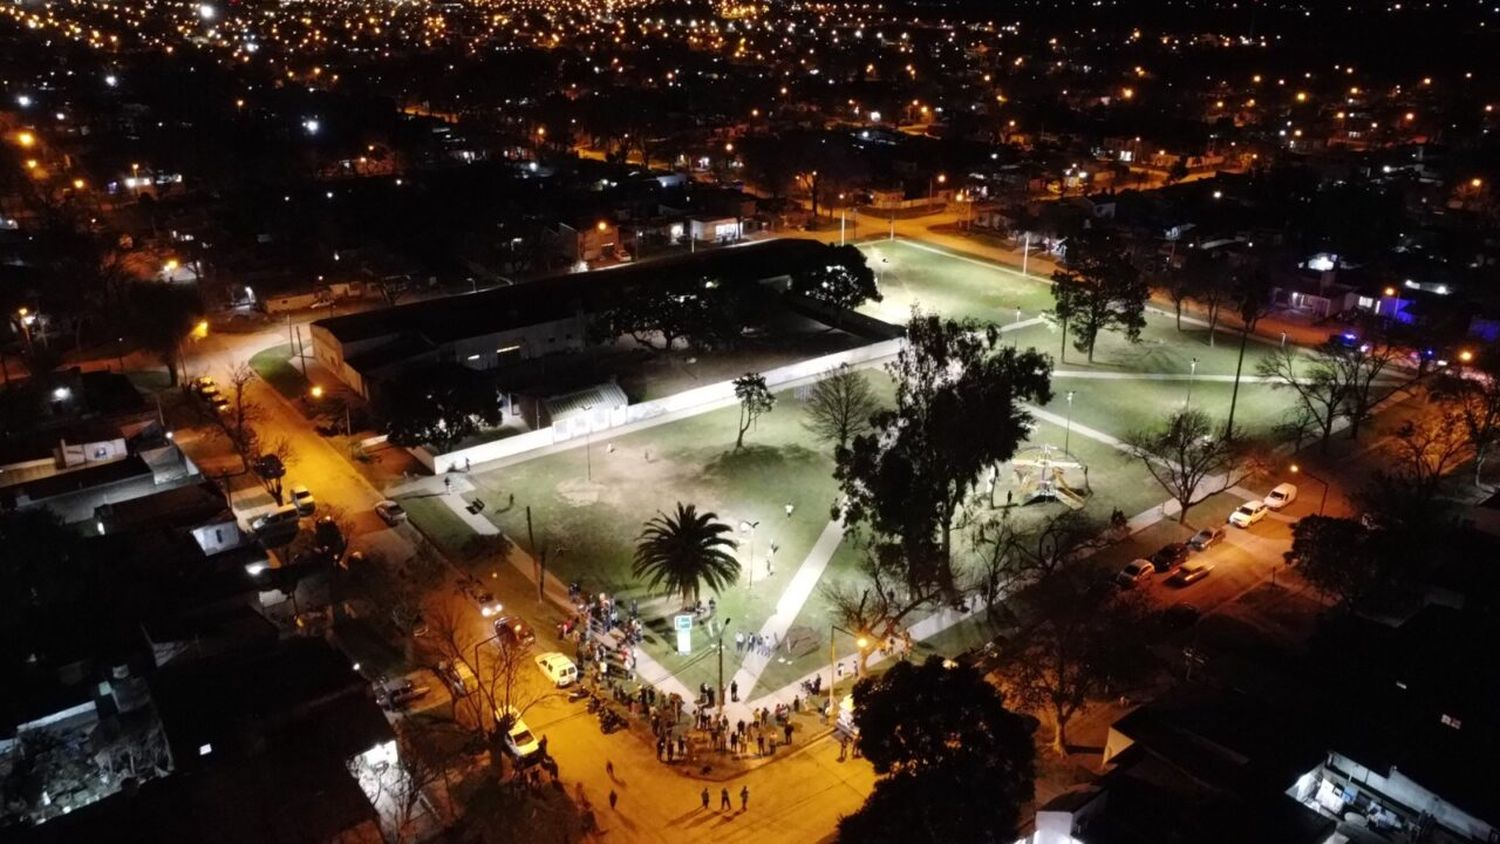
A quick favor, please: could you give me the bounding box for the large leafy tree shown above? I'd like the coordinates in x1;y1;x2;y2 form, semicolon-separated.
126;281;203;386
593;275;750;352
1049;230;1148;363
1000;562;1151;754
791;244;881;315
379;364;502;454
1288;513;1436;618
733;372;776;449
839;657;1035;844
632;503;741;605
803;364;881;451
836;312;1052;596
1123;408;1262;524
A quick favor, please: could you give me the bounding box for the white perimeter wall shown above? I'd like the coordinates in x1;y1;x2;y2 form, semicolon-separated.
413;337;904;474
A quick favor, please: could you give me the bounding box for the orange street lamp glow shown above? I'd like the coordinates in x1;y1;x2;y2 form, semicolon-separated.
1460;350;1474;363
596;220;608;231
1384;286;1397;296
71;178;85;190
1472;178;1484;188
310;385;325;399
16;131;35;147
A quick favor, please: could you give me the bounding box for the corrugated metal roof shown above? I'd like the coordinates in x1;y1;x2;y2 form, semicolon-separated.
545;382;629;421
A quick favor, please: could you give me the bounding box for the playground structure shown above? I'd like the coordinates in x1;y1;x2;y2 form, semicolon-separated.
1002;444;1090;509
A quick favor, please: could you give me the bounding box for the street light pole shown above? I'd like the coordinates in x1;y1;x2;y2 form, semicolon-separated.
829;624;868;719
1290;465;1329;514
580;403;594;481
1021;233;1030;276
1186;357;1199;410
717;617;733;721
740;520;759;590
1065;391;1075;454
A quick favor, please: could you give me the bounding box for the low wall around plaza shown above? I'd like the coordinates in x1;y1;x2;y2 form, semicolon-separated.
412;336;904;475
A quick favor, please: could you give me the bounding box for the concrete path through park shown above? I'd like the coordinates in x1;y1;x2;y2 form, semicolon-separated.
726;516;847;710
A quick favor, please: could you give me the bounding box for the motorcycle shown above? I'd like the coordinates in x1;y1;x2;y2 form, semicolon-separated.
566;687;590;703
597;708;625;734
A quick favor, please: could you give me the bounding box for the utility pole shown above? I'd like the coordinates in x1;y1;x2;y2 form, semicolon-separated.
717;618;733;721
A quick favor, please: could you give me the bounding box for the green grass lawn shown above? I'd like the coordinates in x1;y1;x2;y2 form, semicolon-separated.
857;239;1056;325
401;239;1410;700
249;343;310;399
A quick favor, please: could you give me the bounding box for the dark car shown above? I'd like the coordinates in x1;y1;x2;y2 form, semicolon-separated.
493;616;537;649
1149;543;1191;573
1188;526;1226;551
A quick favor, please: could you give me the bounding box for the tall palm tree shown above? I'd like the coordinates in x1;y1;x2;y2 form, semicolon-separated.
632;503;741;606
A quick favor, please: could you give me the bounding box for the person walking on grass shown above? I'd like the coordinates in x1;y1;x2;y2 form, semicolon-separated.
720;788;732;811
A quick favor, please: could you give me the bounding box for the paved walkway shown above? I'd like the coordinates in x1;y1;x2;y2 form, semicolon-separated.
434;477;502;535
726;517;847;711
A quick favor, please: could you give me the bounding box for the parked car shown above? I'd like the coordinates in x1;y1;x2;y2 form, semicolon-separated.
375;499;407;525
1188;526;1227;551
1169;561;1215;586
1149;543;1191;573
1114;559;1155;588
376;678;430;711
1264;483;1298;510
290;484;316;516
494;616;537;649
438;660;478;697
495;706;540;759
1228;500;1269;528
534;652;579;687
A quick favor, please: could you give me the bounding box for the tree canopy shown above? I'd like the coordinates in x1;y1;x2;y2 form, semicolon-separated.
839;656;1035;844
791;244;881;314
835;312;1052;596
733;372;776;449
379;364;502;453
632;503;741;605
1123;408;1262;523
1050;230;1148;363
803;364;881;451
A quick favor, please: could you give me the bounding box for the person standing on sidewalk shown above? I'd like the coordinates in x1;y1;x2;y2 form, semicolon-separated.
740;786;750;811
700;787;710;810
720;788;732;811
609;789;618;810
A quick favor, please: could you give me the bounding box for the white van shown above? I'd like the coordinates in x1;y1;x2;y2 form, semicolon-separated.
1265;483;1298;510
534;652;578;687
251;504;300;533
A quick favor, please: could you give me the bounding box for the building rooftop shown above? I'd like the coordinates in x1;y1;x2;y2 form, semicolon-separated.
313;238;828;347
